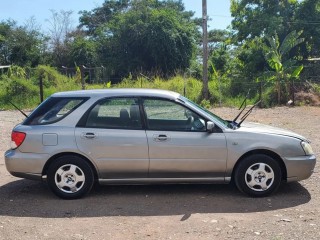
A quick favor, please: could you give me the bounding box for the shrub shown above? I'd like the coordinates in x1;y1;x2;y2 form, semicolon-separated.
311;83;320;96
200;99;211;109
6;78;38;97
0;77;39;109
33;65;79;90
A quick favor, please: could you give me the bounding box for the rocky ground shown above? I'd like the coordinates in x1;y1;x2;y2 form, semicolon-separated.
0;107;319;240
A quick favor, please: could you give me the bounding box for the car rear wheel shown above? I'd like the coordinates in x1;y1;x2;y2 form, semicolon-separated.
234;154;282;197
47;155;94;199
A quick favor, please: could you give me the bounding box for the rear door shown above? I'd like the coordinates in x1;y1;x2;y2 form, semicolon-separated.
75;97;149;179
143;98;227;179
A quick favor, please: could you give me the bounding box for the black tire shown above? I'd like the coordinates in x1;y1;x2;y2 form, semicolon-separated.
47;155;94;199
234;154;282;197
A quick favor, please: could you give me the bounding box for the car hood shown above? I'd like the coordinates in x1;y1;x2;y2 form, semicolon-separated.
238;122;307;141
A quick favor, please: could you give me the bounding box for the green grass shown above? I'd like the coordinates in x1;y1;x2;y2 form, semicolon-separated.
114;75;203;103
0;66;264;110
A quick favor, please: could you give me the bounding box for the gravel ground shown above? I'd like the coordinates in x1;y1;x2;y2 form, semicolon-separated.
0;107;319;240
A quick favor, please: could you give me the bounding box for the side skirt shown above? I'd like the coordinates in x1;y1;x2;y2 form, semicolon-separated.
99;177;229;185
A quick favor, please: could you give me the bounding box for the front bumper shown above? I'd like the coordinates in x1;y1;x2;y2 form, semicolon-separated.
284;155;316;182
5;149;49;181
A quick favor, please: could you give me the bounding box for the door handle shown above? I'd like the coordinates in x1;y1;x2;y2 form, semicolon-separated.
83;132;96;139
154;134;169;141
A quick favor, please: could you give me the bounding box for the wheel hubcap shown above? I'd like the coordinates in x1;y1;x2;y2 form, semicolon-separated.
254;171;266;182
55;164;85;194
245;163;274;192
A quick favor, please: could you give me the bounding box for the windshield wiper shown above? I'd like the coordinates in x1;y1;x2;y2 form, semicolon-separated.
9;100;28;118
237;100;261;127
232;89;250;123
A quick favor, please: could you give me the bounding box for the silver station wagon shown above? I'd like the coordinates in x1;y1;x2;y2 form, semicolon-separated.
5;89;316;199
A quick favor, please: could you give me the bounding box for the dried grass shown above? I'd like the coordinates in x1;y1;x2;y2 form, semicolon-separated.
295;91;320;106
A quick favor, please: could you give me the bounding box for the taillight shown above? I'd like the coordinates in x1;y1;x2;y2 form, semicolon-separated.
11;131;26;149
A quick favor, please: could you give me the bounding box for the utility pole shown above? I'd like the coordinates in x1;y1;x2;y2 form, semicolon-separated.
202;0;209;100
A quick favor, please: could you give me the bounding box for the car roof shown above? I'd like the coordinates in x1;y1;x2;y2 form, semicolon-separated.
52;88;180;100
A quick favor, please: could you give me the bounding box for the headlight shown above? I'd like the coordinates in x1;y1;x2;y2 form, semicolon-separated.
301;141;314;155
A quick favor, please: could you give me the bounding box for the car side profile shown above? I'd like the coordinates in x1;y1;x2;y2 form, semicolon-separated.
5;89;316;199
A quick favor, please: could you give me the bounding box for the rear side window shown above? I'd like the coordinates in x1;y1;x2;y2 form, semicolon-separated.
84;98;142;129
24;97;88;125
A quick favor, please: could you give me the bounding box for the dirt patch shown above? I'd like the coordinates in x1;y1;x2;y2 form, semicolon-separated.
295;91;320;106
0;107;319;240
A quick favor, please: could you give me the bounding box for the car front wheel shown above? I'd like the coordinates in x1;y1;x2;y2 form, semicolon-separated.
234;154;282;197
47;155;94;199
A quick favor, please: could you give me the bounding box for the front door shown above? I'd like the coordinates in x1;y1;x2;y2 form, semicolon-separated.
143;98;227;179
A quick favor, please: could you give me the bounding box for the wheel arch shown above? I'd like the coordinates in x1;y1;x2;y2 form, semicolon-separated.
232;149;287;181
42;152;99;180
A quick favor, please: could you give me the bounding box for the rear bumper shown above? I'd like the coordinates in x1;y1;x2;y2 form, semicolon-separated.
5;149;49;181
284;155;316;182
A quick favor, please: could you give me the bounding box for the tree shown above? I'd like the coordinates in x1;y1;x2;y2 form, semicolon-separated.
294;0;320;58
79;0;198;79
228;0;311;99
68;35;98;67
263;30;304;104
208;29;232;73
0;20;13;64
47;10;75;67
224;37;267;97
231;0;298;43
79;0;130;36
0;20;46;67
208;29;229;50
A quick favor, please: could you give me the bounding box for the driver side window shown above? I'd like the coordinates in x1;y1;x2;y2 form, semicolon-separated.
143;99;206;131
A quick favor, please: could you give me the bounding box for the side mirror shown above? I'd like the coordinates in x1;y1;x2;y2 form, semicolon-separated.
206;121;215;132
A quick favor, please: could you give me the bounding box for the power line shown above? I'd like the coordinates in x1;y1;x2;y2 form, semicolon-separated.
211;13;320;25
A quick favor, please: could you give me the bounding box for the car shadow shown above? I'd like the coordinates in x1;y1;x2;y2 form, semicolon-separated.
0;179;311;219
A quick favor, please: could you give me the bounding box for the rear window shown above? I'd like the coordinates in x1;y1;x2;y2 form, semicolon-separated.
23;97;88;125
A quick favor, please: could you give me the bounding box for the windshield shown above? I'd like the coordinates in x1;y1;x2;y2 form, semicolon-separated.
179;96;231;128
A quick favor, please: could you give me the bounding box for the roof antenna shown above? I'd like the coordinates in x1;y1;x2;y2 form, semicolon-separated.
8;100;28;118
